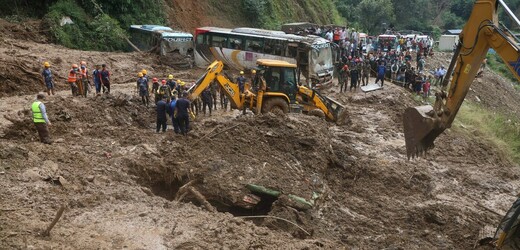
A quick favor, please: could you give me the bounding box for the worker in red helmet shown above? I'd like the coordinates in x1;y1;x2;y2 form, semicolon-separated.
151;78;160;104
157;79;172;103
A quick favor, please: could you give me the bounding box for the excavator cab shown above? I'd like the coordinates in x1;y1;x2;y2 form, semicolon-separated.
255;59;300;113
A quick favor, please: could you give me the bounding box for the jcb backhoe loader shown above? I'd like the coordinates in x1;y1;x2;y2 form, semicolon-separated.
402;0;520;248
188;59;347;123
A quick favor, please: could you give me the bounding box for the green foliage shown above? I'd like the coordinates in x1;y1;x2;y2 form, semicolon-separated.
486;53;518;84
357;0;395;34
44;0;168;51
240;0;345;30
455;102;520;164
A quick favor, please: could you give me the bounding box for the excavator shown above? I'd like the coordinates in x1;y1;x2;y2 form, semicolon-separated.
187;59;347;123
402;0;520;248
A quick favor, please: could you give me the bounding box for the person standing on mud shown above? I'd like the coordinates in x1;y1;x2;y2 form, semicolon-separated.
31;93;52;144
175;91;192;136
201;87;212;116
210;81;218;111
67;64;80;96
92;65;102;95
374;61;386;87
167;94;180;134
361;60;370;86
78;61;90;97
349;61;359;91
41;62;55;96
156;97;168;133
339;62;349;93
151;78;160;104
236;71;246;93
137;72;149;106
100;64;111;94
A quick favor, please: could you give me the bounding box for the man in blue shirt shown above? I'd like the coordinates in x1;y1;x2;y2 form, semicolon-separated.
156;97;168;133
175;92;192;136
236;71;246;93
92;65;102;95
41;62;55;96
167;94;180;134
375;61;386;87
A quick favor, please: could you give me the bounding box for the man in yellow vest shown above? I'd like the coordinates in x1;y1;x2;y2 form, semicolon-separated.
31;93;52;144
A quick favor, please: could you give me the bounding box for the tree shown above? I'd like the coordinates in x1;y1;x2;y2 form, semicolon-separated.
357;0;395;34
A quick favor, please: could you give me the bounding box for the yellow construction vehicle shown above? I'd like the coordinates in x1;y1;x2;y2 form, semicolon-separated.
402;0;520;248
188;59;346;122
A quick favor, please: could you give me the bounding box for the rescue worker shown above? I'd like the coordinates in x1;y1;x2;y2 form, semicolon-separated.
156;96;168;133
361;60;371;86
210;81;218;111
349;61;359;91
78;61;90;97
32;93;52;144
157;79;171;103
167;93;180;134
100;64;111;93
137;72;149;106
339;62;349;93
201;87;212;116
175;79;183;94
142;69;149;89
236;71;246;93
151;78;160;104
391;60;399;82
67;64;79;96
92;65;102;95
41;62;55;96
167;74;176;92
175;91;192;136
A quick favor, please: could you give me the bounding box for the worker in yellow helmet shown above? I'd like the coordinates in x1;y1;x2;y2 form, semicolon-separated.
167;74;176;93
41;62;55;96
237;71;246;93
137;72;149;106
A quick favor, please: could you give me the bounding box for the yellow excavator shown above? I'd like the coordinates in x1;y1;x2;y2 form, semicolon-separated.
188;59;346;122
402;0;520;248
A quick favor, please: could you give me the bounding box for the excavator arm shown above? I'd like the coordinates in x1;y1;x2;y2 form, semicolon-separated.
188;60;246;110
403;0;520;158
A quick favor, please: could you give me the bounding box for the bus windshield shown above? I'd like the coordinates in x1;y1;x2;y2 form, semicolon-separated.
161;37;193;56
310;44;333;75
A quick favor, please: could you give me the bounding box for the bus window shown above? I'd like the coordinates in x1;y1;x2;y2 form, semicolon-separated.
196;33;206;45
287;44;298;58
210;35;228;47
228;36;244;50
245;38;264;53
264;39;286;56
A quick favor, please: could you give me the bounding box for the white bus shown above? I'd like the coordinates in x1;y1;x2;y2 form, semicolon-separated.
129;25;193;58
194;27;336;88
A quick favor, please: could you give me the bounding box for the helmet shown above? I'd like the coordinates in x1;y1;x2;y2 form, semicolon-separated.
251;70;256;74
80;61;87;66
141;69;147;75
138;72;143;77
161;79;166;84
348;56;352;60
240;71;244;75
168;74;174;80
152;77;158;82
43;62;50;67
72;64;78;68
180;81;186;86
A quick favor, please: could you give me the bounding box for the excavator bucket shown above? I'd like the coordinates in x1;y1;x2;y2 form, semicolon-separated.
403;105;443;159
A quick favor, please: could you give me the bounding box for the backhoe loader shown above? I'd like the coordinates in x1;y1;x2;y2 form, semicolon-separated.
402;0;520;248
188;59;347;123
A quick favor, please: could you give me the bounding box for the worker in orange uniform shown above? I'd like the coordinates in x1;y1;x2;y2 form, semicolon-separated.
78;61;90;97
67;64;80;96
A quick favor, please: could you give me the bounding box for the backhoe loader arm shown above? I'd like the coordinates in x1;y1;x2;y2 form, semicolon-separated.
188;60;245;110
403;0;520;158
297;86;345;121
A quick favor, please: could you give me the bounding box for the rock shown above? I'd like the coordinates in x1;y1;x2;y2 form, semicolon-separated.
54;138;65;143
86;175;95;182
139;212;147;217
22;168;42;182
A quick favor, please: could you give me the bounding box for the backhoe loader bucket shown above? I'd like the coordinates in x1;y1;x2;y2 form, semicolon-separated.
403;105;443;159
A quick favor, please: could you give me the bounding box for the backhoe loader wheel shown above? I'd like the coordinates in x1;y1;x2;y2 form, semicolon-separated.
308;109;325;118
262;98;289;114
